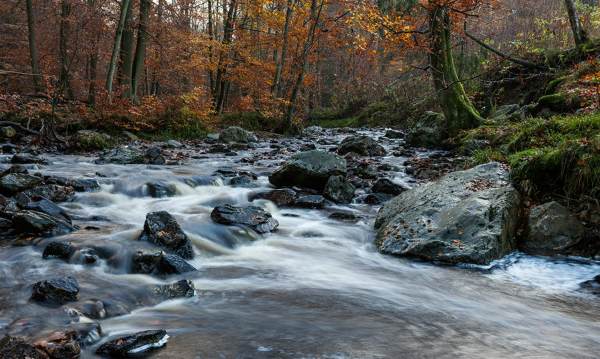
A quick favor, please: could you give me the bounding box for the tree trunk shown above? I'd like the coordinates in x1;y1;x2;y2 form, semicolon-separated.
118;0;134;90
25;0;42;93
106;0;132;98
207;0;215;92
284;0;322;133
564;0;589;47
429;5;482;137
58;0;74;99
214;0;238;113
131;0;151;101
272;0;293;97
87;0;100;106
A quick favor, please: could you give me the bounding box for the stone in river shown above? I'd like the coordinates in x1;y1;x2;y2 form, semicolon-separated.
31;276;80;305
211;205;279;234
139;211;194;259
95;330;169;357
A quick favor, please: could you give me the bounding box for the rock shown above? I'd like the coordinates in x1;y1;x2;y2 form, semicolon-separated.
182;175;221;187
229;175;255;186
303;126;323;136
323;176;355;204
31;277;79;305
353;162;378;179
73;248;100;265
0;173;42;195
21;185;75;203
123;131;139;141
22;197;71;223
580;275;600;295
166;140;183;148
219;126;258;143
43;241;76;261
328;211;360;222
131;251;197;275
33;330;80;359
248;189;297;207
293;195;327;209
95;147;145;165
490;104;525;122
80;299;107;319
372;178;406;196
337;135;386;157
521;201;587;256
11;153;48;165
269;150;347;191
211;205;279;234
146;181;177;198
69;178;100;192
405;111;447;148
96;330;169;357
1;143;17;154
0;335;48;359
155;280;196;299
73;130;111;150
1;126;16;138
139;211;194;259
13;210;75;237
363;193;393;205
374;162;521;265
384;129;404;139
145;146;166;165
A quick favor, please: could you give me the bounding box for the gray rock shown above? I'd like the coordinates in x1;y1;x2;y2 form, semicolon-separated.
96;330;168;357
139;211;194;259
384;129;404;139
337;135;386;157
42;241;76;260
522;201;586;256
372;178;406;196
0;173;42;195
146;181;177;198
219;126;257;143
95;147;144;165
145;146;166;165
269;150;347;191
0;335;48;359
73;130;111;150
249;189;297;207
406;111;447;148
294;195;327;209
131;251;197;275
11;153;48;165
31;276;79;305
166;139;183;148
374;162;521;265
155;280;196;299
183;175;221;187
211;205;278;234
13;210;75;237
323;176;355;204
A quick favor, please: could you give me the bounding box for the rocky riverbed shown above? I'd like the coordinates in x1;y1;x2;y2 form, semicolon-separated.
0;126;599;358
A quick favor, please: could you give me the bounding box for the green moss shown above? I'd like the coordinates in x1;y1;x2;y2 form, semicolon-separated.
545;77;567;94
538;93;567;106
471;148;506;165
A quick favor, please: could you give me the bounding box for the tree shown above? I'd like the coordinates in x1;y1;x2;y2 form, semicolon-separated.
25;0;42;93
118;0;135;92
130;0;151;101
564;0;589;46
272;0;295;97
106;0;132;98
58;0;74;99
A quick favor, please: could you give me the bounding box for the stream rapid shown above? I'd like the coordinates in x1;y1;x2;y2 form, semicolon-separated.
1;128;599;358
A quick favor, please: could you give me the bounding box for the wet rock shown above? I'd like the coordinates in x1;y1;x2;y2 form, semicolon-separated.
323;176;355;204
521;201;587;256
294;195;327;209
1;126;17;138
0;173;42;195
73;130;111;150
13;210;75;237
72;322;103;346
211;205;279;234
580;275;600;295
328;211;360;223
219;126;258;144
145;146;166;165
229;175;255;186
73;248;100;265
139;211;194;259
21;185;75;203
269;150;346;191
131;251;197;275
248;189;297;207
337;135;386;157
22;197;71;223
406;111;447;148
166;140;183;148
353;162;377;179
384;129;404;139
146;181;177;198
155;279;196;299
363;193;393;205
182;175;221;187
11;153;48;165
34;330;80;359
31;276;80;305
43;241;76;261
374;162;521;265
70;178;100;192
372;178;407;196
96;330;169;357
0;335;48;359
95;147;145;165
1;143;17;154
80;299;107;319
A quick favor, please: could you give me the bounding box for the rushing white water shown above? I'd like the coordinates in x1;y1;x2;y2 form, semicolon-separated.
0;129;599;358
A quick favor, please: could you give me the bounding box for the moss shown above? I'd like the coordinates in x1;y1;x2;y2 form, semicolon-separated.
538;93;567;106
545;77;567;94
471;148;506;165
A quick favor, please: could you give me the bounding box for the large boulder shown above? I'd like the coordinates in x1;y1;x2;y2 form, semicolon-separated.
405;111;447;148
323;176;355;204
337;135;386;157
73;130;111;150
139;211;194;259
0;173;42;195
219;126;257;144
211;205;278;234
95;147;145;165
521;201;587;256
374;162;521;265
30;277;80;305
269;150;347;191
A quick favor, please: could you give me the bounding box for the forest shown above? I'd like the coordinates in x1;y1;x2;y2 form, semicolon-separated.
0;0;599;358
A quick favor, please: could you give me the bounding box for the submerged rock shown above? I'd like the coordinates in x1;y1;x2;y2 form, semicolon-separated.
337;135;386;157
139;211;194;259
146;181;177;198
155;280;196;299
131;251;197;275
11;153;48;165
522;201;587;256
323;175;355;204
96;330;169;357
33;330;80;359
269;150;347;191
42;241;76;261
293;195;327;209
580;275;600;295
374;162;521;265
211;205;279;234
248;189;297;207
31;277;80;305
219;126;258;143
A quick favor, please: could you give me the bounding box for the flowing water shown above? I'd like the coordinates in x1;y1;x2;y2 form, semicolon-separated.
0;129;599;358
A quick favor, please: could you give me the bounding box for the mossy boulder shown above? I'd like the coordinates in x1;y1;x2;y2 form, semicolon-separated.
219;126;258;144
73;130;112;150
406;111;447;148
